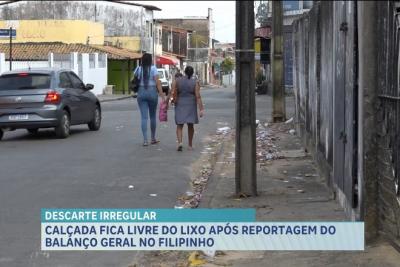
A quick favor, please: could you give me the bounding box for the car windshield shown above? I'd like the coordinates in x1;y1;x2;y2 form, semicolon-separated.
157;70;165;79
0;73;51;90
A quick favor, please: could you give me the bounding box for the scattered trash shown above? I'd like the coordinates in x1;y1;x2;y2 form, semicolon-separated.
297;190;305;193
255;120;260;127
128;185;134;189
283;170;288;174
185;191;195;198
292;176;304;180
216;127;231;135
149;194;157;197
202;250;216;258
227;152;235;159
188;251;206;266
256;124;284;163
289;129;296;135
305;174;312;177
285;117;294;124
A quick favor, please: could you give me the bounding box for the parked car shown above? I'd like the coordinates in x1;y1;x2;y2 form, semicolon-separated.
157;68;171;95
0;68;101;140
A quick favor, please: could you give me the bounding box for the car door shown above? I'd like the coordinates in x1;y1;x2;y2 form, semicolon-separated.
67;72;94;123
59;71;84;124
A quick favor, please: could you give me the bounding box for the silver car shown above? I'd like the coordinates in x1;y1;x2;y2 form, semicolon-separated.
0;68;101;140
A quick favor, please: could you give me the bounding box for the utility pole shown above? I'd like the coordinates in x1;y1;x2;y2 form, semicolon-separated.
235;1;257;196
271;0;286;122
9;27;12;71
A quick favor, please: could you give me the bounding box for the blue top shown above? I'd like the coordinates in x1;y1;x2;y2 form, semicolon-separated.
134;65;158;87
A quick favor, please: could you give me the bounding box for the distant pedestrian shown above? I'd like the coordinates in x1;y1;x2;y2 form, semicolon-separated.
133;53;166;146
171;66;204;151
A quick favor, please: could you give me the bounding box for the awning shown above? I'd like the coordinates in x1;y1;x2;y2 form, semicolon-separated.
156;55;179;65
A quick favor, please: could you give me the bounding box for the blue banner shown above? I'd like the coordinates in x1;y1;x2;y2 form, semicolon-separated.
41;209;256;223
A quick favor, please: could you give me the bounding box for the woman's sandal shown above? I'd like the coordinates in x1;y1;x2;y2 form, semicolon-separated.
177;143;183;151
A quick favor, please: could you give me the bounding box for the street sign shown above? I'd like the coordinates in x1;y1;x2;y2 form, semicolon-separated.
0;29;16;38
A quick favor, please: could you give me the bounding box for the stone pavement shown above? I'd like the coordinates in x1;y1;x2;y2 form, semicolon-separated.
128;120;400;266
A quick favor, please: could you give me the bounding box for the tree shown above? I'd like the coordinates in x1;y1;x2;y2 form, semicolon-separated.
221;57;234;74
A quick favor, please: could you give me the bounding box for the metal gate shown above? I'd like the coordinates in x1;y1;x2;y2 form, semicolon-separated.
333;1;358;208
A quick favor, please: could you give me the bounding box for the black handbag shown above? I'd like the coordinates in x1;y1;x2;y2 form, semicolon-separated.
129;67;141;93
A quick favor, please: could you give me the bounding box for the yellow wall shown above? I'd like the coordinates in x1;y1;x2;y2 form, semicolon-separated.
0;20;104;45
255;38;261;53
104;36;141;52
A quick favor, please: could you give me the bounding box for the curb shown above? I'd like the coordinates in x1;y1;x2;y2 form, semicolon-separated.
198;136;228;208
98;96;133;103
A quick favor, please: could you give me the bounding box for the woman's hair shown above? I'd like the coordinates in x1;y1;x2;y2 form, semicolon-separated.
175;72;183;79
141;53;152;88
184;66;194;79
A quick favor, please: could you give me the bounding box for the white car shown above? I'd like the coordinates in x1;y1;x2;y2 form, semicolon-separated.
157;68;171;95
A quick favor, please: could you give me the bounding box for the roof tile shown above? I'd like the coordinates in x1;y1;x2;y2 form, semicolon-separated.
0;42;142;60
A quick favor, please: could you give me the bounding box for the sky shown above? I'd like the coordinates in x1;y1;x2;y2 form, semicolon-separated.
135;1;236;43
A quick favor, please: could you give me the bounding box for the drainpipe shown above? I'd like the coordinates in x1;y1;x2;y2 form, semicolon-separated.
140;7;143;53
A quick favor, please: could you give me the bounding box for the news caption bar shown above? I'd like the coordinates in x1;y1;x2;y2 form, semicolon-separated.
41;209;364;251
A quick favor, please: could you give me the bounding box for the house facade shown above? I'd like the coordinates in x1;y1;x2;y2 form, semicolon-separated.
0;0;161;54
161;8;215;85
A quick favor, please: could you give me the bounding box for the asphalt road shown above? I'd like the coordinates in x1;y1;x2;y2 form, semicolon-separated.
0;87;294;267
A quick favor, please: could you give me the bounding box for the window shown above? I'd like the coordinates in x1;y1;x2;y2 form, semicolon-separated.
157;70;165;79
0;73;51;90
168;32;172;51
146;21;150;37
68;72;85;89
150;23;153;38
59;72;73;88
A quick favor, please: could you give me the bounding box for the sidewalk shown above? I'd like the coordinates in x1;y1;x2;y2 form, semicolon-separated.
97;94;132;102
197;121;400;267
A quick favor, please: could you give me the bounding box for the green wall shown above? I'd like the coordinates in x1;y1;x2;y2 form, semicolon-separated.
108;60;137;94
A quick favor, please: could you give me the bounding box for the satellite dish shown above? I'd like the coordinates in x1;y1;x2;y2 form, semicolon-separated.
256;3;269;24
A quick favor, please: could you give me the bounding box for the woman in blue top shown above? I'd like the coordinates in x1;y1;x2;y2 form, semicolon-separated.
134;53;165;146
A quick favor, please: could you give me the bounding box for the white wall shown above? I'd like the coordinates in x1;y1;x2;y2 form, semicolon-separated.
78;53;107;95
222;70;235;86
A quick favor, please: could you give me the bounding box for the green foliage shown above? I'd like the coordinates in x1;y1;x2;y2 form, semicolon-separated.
221;57;234;74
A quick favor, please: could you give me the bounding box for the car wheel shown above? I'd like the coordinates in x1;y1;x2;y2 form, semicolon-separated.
88;105;101;131
0;129;3;140
55;110;70;139
27;128;39;135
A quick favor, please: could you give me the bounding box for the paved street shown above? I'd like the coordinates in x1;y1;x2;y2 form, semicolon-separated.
0;87;294;267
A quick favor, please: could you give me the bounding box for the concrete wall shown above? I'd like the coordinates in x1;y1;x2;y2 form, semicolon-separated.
292;1;400;245
162;19;209;43
104;36;141;52
0;20;104;45
375;1;400;246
